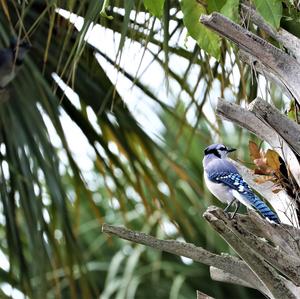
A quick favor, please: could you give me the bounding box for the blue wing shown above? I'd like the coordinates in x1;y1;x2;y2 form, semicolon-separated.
207;159;280;223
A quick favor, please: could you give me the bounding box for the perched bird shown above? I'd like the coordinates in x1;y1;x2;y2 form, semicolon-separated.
203;143;280;224
0;39;30;89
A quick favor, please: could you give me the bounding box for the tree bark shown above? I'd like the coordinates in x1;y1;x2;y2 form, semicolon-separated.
102;218;300;298
240;2;300;62
216;98;300;188
200;12;300;104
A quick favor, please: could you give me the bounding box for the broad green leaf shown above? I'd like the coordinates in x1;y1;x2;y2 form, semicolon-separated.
220;0;240;22
207;0;226;13
253;0;282;29
144;0;165;18
181;0;220;59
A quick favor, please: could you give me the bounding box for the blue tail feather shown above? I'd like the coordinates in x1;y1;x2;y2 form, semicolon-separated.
250;195;280;224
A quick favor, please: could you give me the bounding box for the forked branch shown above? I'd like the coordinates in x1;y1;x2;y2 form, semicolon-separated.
102;213;300;299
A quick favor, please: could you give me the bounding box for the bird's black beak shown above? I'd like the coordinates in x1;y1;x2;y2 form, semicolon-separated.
227;147;236;153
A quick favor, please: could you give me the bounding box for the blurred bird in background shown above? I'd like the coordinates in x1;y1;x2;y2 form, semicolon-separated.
0;38;30;89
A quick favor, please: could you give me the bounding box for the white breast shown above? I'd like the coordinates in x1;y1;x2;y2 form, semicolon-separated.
204;172;234;204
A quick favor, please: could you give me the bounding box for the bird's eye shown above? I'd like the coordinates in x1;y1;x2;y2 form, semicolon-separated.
219;147;226;151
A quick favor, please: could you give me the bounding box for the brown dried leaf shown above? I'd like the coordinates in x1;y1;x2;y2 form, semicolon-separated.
272;188;282;194
253;157;275;175
253;157;267;168
249;141;261;161
265;149;280;172
254;168;269;175
254;175;273;184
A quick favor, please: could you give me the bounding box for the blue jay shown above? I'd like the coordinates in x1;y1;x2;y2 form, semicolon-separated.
0;39;30;89
203;143;280;224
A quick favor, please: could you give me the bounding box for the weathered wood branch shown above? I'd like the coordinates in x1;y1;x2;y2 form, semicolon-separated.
240;2;300;62
249;98;300;156
102;223;246;274
216;98;300;188
196;290;215;299
238;50;294;99
102;223;270;296
204;208;300;286
103;209;300;299
200;13;300;103
203;207;300;299
234;208;300;255
210;266;255;290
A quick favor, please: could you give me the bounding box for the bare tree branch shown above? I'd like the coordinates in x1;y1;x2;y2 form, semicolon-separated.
200;13;300;103
240;2;300;62
203;207;299;299
216;98;300;189
196;290;215;299
205;208;300;286
102;207;300;298
249;98;300;156
102;223;269;296
210;267;256;290
234;212;300;256
238;50;294;99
